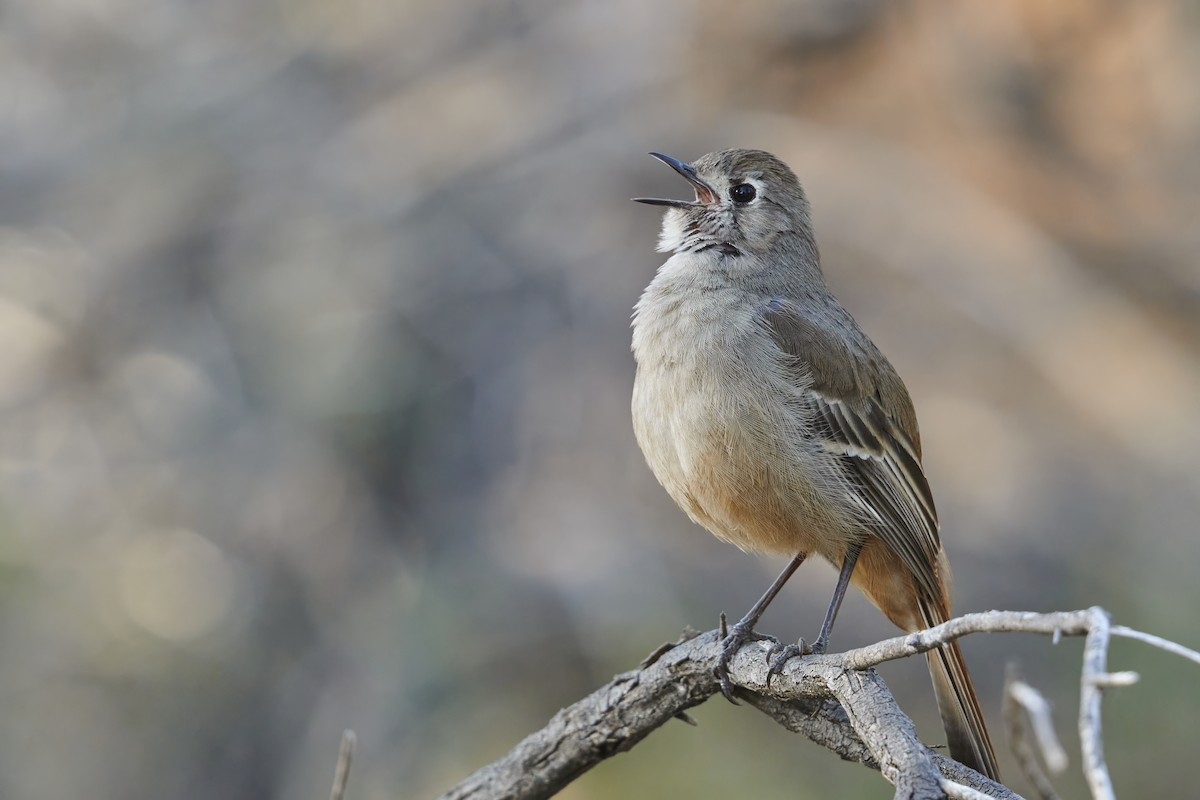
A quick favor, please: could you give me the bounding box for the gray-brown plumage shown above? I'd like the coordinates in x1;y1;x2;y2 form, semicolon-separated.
631;149;999;781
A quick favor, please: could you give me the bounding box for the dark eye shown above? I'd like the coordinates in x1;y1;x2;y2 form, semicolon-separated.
730;183;756;203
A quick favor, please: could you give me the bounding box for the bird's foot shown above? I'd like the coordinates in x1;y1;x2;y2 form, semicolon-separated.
765;638;817;689
716;613;777;704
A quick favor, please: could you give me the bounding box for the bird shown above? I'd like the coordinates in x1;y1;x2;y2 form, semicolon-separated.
630;148;999;781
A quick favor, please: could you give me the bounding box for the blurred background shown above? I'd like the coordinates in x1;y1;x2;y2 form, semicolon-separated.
2;1;1198;798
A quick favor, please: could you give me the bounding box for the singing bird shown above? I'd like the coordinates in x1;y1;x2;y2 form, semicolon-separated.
631;149;998;780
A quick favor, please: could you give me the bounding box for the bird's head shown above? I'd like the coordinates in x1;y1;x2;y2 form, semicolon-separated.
635;148;813;257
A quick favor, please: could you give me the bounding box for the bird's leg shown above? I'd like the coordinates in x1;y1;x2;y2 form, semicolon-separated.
767;542;862;685
810;541;862;654
716;552;806;703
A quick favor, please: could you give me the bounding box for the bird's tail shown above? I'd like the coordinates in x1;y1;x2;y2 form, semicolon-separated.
920;599;1000;781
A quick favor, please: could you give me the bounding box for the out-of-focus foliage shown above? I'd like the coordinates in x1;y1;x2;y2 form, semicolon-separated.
1;1;1198;798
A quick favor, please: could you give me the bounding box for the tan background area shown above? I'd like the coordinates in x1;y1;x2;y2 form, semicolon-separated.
1;1;1198;797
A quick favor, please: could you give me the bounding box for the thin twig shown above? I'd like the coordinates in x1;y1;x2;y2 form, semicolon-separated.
943;779;1000;800
1009;681;1067;772
330;730;357;800
1003;666;1062;800
841;610;1094;671
1111;625;1200;666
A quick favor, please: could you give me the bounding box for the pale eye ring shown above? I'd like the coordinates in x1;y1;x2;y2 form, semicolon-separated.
730;183;756;203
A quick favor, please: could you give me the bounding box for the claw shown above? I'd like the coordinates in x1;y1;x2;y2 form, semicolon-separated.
717;672;740;704
766;642;800;689
715;617;776;704
765;638;816;689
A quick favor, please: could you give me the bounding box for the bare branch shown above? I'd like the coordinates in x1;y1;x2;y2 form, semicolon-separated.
1003;666;1063;800
840;610;1095;671
1009;677;1068;773
943;779;1001;800
828;666;945;799
438;628;1015;800
437;608;1197;800
437;631;723;800
330;730;356;800
1111;625;1200;666
1079;610;1117;800
742;693;874;765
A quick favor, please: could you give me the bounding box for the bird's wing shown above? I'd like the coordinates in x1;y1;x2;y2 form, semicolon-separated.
762;299;944;603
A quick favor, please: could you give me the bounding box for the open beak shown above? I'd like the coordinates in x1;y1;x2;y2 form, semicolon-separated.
633;152;717;208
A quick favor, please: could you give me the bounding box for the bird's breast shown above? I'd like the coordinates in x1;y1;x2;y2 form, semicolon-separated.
631;270;849;555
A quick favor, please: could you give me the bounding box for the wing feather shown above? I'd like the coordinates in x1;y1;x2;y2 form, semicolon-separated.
763;300;944;603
